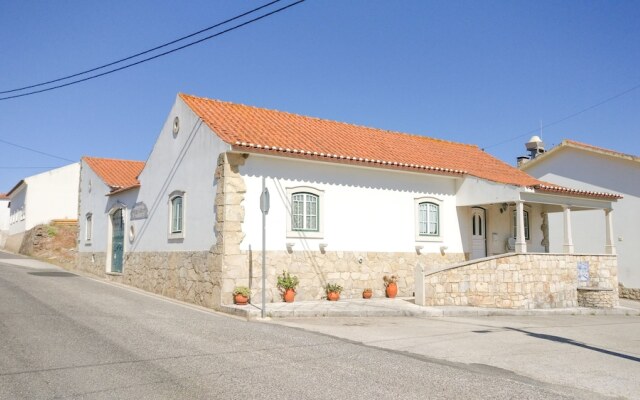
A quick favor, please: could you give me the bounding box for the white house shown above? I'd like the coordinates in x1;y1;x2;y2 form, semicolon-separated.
74;94;621;310
0;194;9;247
77;156;145;274
520;139;640;297
4;163;80;252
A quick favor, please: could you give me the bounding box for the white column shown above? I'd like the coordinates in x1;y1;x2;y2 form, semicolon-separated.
605;208;616;255
515;201;527;253
563;206;574;254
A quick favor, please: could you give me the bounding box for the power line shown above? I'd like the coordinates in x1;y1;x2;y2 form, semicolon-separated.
0;138;74;162
484;82;640;150
0;166;61;169
0;0;305;101
0;0;283;95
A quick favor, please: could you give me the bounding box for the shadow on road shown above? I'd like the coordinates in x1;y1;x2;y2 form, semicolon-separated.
505;327;640;363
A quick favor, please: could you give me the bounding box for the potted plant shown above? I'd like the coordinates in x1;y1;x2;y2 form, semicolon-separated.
362;288;373;299
233;286;250;305
325;282;343;301
383;275;398;298
277;270;299;303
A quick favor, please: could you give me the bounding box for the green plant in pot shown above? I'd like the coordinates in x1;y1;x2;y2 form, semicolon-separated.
277;270;299;303
233;286;251;305
325;282;343;301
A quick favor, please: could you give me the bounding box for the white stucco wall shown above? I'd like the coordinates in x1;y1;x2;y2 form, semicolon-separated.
0;199;9;232
524;148;640;288
240;154;464;254
78;160;115;253
7;163;80;235
8;184;27;235
127;95;230;252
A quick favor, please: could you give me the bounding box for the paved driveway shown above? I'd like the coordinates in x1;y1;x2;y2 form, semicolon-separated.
274;311;640;399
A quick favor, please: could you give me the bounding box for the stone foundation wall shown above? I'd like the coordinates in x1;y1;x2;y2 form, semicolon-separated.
223;250;466;304
618;283;640;300
423;254;618;309
577;288;615;308
77;251;220;309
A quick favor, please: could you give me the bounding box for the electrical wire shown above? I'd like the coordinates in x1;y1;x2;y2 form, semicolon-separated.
0;0;283;95
0;0;305;101
484;82;640;150
0;138;74;162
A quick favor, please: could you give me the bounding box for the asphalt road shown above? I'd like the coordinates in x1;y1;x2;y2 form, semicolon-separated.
0;256;611;399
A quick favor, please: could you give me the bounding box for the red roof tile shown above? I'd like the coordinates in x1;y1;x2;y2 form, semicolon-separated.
83;157;145;191
0;193;8;200
180;94;620;200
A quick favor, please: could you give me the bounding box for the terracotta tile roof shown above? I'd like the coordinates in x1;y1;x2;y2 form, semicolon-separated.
180;94;620;200
0;193;8;200
83;157;145;192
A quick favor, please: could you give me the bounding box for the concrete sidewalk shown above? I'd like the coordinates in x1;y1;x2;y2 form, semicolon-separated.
222;296;640;319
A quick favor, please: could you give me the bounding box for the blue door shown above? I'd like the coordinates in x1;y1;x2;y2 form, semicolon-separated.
111;209;124;273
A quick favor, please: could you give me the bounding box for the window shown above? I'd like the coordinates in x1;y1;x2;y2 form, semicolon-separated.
512;209;530;240
292;193;318;231
286;186;324;238
415;197;443;241
85;213;93;242
168;191;185;239
419;202;439;236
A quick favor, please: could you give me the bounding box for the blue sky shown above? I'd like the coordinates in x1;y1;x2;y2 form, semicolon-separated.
1;0;638;192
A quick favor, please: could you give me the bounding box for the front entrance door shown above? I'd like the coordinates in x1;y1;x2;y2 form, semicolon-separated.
471;207;486;259
111;209;124;273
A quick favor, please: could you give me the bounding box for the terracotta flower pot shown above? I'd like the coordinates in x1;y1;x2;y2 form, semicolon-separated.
283;288;296;303
363;290;373;299
327;291;340;301
234;293;249;305
385;283;398;298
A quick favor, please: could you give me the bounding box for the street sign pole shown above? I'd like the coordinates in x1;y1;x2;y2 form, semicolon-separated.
260;176;270;319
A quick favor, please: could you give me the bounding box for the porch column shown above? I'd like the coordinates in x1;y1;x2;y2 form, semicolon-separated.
515;201;527;253
562;206;574;254
605;208;616;255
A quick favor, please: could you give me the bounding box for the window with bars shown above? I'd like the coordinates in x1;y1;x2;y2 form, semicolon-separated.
291;192;319;231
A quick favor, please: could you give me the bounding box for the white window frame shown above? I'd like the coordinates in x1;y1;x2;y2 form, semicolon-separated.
512;208;530;241
415;197;443;242
286;186;324;239
85;212;93;243
168;190;185;240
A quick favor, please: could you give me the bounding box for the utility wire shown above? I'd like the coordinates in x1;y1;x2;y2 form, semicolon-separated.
0;0;282;95
484;82;640;150
0;0;305;101
0;138;74;162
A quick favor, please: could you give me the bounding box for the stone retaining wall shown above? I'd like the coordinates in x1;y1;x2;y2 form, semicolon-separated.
422;254;618;309
577;288;615;308
618;283;640;300
234;250;466;303
77;251;219;308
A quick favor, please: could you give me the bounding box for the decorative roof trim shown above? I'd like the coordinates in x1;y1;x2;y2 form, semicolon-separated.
533;184;622;200
107;183;141;196
232;141;468;176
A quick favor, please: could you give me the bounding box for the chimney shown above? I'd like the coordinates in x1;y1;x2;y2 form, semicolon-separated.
517;156;530;167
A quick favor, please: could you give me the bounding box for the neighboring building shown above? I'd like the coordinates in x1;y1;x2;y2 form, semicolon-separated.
0;194;9;247
75;94;621;310
77;156;145;273
520;138;640;293
4;163;80;252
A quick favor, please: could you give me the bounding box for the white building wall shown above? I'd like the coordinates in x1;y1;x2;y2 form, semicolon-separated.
127;95;230;252
78;160;113;253
8;163;80;235
524;149;640;288
8;185;27;235
240;154;464;254
0;199;9;232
